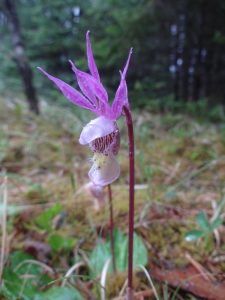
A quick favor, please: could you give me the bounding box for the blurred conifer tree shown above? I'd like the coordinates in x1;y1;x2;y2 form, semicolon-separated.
0;0;225;107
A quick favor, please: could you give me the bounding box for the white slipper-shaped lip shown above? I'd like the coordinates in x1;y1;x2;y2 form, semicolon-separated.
88;154;120;186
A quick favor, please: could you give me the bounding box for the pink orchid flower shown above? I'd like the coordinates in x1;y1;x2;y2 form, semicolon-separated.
38;31;132;186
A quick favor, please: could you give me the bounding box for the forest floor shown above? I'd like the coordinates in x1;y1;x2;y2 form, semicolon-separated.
1;97;225;300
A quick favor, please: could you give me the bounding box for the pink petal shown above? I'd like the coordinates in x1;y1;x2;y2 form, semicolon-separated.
111;49;133;119
37;67;96;111
79;116;116;145
86;31;100;82
89;154;120;186
69;60;108;106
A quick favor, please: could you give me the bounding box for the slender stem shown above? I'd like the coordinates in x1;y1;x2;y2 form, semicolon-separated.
108;184;116;273
123;106;135;300
0;176;7;284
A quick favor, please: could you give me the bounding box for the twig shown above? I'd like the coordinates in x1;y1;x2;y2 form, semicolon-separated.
119;279;128;297
78;249;93;272
113;289;153;300
100;258;111;300
185;253;215;281
76;279;97;300
139;265;160;300
14;259;55;275
164;161;180;184
62;261;85;286
108;184;116;273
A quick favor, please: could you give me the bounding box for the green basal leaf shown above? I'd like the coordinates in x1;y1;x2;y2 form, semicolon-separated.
48;233;76;252
2;268;39;300
10;251;33;268
114;229;128;272
114;229;148;271
40;286;84;300
185;230;204;241
89;239;111;275
133;233;148;269
89;229;148;275
1;268;23;300
196;211;210;231
35;203;62;230
0;251;54;300
10;251;41;276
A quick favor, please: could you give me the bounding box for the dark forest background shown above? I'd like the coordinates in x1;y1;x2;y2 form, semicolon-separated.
1;0;225;114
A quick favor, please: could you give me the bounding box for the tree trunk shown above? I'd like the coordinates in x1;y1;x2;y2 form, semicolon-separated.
3;0;39;114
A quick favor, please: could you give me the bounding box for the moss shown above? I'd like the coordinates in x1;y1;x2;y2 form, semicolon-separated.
106;272;140;298
146;221;209;266
1;98;225;297
25;184;49;202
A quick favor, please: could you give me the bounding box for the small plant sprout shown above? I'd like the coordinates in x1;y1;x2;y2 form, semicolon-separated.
185;196;225;249
38;32;137;299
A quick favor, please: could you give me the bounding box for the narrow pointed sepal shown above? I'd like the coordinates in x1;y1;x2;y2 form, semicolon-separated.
37;67;96;111
86;31;100;82
111;48;133;119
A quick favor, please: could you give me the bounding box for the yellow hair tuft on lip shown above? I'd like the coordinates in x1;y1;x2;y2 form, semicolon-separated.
93;153;108;169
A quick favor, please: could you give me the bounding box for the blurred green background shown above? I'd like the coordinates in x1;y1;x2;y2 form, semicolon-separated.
1;0;225;114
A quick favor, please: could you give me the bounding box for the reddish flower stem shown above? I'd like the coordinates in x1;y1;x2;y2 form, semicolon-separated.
108;184;116;273
123;106;135;300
